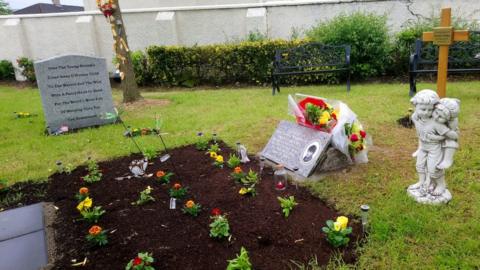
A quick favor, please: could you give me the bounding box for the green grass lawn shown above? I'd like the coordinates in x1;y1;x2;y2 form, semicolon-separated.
1;81;479;269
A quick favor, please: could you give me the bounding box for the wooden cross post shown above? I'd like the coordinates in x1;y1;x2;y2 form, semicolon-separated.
422;7;469;98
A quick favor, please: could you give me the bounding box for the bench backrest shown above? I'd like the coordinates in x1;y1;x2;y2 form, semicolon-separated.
274;43;350;72
414;31;480;69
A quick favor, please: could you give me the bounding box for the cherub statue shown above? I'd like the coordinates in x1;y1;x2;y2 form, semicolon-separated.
407;90;459;204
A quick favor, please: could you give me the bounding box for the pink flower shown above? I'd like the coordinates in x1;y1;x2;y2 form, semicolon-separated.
360;130;367;138
350;134;359;142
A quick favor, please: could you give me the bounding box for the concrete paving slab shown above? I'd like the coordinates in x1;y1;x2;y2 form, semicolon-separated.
0;230;48;270
0;203;44;242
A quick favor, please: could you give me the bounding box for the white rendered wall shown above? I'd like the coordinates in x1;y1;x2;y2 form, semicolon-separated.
1;0;479;78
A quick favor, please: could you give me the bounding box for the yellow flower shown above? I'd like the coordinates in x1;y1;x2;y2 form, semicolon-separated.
209;152;217;159
336;216;349;230
319;116;328;125
334;222;342;231
321;111;330;119
333;109;340;118
77;197;93;212
239;187;248;195
216;155;224;163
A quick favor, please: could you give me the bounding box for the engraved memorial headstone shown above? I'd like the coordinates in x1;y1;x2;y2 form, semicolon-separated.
34;55;116;134
261;121;332;177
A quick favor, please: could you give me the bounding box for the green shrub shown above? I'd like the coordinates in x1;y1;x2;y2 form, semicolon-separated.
390;17;480;76
131;50;152;86
17;57;36;83
307;12;391;79
0;60;15;81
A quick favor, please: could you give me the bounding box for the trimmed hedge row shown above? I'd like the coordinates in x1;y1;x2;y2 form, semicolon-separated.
141;39;343;87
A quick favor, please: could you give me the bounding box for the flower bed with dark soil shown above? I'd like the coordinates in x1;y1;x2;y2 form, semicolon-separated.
1;142;361;269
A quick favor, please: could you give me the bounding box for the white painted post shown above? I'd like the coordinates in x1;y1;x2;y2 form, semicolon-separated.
2;18;29;81
75;16;99;56
155;11;179;45
246;7;267;38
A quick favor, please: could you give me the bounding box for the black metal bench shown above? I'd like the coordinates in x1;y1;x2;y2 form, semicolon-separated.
271;43;351;95
409;31;480;96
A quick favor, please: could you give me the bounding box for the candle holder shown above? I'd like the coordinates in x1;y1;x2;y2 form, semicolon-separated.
169;198;177;209
259;156;266;176
274;164;287;191
360;204;370;235
292;167;299;189
212;133;217;143
56;161;64;174
236;141;241;157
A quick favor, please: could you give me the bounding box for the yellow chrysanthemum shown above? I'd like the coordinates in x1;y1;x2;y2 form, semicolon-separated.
216;155;224;163
333;222;342;231
336;216;349;230
319;117;328;125
239;187;248;195
210;152;217;159
77;197;93;212
321;111;330;119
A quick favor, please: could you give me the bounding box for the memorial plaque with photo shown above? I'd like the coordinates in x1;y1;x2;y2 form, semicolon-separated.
261;121;332;177
34;55;116;134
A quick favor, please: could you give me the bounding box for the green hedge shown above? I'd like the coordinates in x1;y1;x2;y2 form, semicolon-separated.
143;39;345;87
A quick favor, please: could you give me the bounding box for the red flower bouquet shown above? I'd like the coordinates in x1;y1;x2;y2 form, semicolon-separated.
296;97;338;132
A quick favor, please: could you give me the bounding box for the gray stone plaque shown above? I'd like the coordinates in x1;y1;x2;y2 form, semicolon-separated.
261;120;332;177
34;55;116;134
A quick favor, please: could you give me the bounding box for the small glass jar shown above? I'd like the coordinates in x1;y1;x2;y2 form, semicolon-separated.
292;167;299;189
212;133;218;143
236;142;242;157
274;164;287;191
259;156;266;176
360;204;370;233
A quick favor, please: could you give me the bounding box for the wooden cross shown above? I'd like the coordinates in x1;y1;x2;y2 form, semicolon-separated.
422;7;469;98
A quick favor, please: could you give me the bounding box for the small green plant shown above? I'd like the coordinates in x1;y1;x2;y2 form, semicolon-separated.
82;158;102;184
231;167;246;183
322;216;352;248
195;132;209;151
227;247;252;270
125;252;155;270
277;196;298;218
207;143;221;154
81;206;106;223
209;213;231;239
227;154;241;169
169;183;187;199
155;170;174;184
75;187;89;202
182;200;202;217
241;169;258;186
0;179;9;193
134;186;155;205
143;148;158;160
214;155;224;168
86;225;108;247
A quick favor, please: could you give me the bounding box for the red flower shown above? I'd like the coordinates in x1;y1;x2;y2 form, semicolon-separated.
350;134;359;142
211;208;221;216
360;130;367;138
132;257;142;266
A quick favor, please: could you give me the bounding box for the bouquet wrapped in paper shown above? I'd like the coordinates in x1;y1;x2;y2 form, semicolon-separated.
288;94;371;163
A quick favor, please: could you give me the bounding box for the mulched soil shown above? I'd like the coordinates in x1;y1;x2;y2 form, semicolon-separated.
1;142;361;269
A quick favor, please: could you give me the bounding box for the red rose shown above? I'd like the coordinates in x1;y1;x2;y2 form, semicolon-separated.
350;134;359;142
211;208;221;216
133;257;142;266
360;130;367;138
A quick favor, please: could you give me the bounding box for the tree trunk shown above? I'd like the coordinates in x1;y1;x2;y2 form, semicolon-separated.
108;0;142;103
